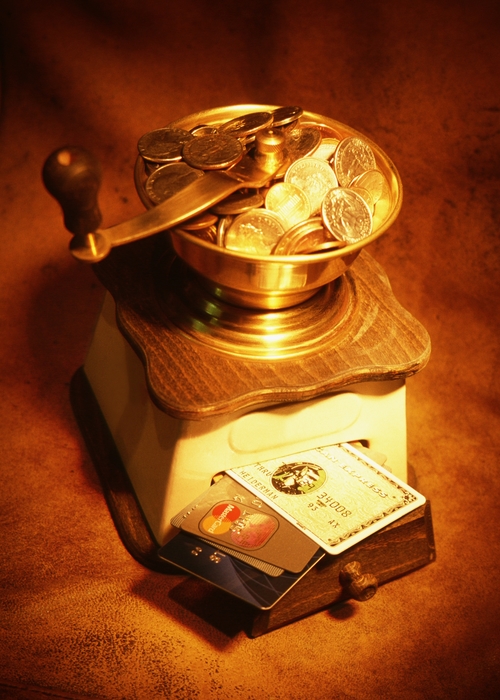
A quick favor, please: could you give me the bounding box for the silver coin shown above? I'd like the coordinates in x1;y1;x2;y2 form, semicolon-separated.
216;215;234;247
182;133;243;170
144;161;161;176
145;162;204;204
225;209;286;255
349;185;375;213
211;190;264;215
190;124;219;137
334;137;377;187
273;217;329;255
284;157;338;215
372;181;393;231
265;182;311;230
285;127;322;161
349;168;387;204
138;127;194;163
271;106;303;127
219;111;273;138
299;121;342;139
313;137;340;162
181;211;219;230
321;187;373;243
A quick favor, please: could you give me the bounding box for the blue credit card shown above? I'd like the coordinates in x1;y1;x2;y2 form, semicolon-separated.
158;531;325;610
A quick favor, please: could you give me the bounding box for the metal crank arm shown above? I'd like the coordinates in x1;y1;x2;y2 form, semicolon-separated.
42;131;286;263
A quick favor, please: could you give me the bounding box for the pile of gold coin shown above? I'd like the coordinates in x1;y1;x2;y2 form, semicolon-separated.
137;106;390;256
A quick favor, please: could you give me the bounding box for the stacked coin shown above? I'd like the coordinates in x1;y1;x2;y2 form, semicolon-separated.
137;107;390;256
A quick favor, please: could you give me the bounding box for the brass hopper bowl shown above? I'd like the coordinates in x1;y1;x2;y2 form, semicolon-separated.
133;105;403;358
134;105;403;312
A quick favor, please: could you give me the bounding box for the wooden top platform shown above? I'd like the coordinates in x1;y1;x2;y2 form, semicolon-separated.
94;236;431;420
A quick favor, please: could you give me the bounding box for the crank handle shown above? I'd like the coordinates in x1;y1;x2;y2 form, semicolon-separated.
43;132;286;263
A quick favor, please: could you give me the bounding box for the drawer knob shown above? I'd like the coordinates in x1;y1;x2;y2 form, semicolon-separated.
340;561;378;601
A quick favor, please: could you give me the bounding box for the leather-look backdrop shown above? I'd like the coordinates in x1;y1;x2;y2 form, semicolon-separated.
1;1;499;698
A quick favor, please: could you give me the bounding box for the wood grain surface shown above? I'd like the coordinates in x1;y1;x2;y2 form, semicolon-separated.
94;239;431;418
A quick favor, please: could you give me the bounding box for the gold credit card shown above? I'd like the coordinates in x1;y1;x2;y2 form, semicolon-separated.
228;443;426;555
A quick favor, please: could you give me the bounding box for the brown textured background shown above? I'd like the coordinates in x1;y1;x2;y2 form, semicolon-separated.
1;1;499;698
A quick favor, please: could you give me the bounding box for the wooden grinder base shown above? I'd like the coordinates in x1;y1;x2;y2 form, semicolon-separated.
71;366;435;637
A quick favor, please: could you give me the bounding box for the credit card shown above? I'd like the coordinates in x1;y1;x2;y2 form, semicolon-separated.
171;480;284;576
158;531;324;610
228;442;426;555
172;475;319;573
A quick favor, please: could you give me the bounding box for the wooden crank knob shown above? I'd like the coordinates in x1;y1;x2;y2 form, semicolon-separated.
339;561;378;602
42;146;110;262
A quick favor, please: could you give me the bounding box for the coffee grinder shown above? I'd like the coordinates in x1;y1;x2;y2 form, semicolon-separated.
43;105;435;636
